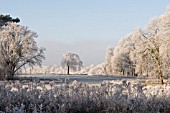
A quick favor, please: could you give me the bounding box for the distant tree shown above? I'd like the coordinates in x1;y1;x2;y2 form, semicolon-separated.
111;32;138;76
0;22;45;80
0;14;20;26
112;51;134;76
61;53;83;74
104;47;114;75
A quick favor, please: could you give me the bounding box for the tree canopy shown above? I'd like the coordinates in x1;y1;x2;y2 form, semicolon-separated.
61;53;83;74
103;6;170;84
0;14;20;26
0;22;45;80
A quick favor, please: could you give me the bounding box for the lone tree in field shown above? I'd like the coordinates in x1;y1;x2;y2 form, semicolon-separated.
0;22;45;80
61;53;83;74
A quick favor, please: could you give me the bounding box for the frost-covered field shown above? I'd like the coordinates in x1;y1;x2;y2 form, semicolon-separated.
18;74;138;84
0;80;170;113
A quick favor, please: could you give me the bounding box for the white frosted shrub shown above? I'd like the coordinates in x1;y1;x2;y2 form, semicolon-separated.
0;80;169;113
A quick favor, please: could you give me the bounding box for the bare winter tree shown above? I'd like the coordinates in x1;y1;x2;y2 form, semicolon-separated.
0;22;45;80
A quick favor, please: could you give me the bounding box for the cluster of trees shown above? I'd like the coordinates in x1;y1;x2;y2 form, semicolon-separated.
8;6;170;85
103;7;170;84
22;53;83;75
0;15;45;80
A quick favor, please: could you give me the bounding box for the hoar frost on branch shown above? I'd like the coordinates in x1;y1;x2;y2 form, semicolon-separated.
106;6;170;84
104;47;114;75
61;53;83;74
0;80;169;113
0;22;45;80
19;6;170;80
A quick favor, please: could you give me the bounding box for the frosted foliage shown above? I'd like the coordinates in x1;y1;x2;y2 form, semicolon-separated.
167;5;170;13
22;63;107;75
104;47;114;75
0;80;169;112
140;11;170;80
111;8;170;80
22;65;64;75
20;6;170;77
87;63;106;75
0;22;45;79
111;32;137;76
61;53;83;73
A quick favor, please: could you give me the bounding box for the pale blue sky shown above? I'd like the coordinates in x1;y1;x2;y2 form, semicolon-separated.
1;0;170;66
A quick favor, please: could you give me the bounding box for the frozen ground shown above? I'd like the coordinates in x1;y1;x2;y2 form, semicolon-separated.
18;74;144;84
0;79;170;113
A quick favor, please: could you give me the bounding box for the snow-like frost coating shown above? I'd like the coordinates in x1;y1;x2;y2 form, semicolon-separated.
0;80;169;112
61;52;83;73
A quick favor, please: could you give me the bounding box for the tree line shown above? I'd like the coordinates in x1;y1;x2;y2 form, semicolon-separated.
104;7;170;84
1;6;170;84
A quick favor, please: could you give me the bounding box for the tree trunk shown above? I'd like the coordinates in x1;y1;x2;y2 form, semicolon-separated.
158;69;164;84
67;65;70;75
6;71;14;80
122;70;125;75
160;75;164;84
157;63;164;84
6;65;15;80
155;54;164;84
